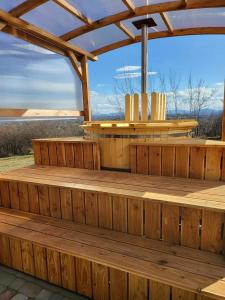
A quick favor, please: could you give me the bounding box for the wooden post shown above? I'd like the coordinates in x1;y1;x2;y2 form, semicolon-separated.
141;93;148;121
81;56;91;121
133;93;139;121
125;94;132;121
222;81;225;141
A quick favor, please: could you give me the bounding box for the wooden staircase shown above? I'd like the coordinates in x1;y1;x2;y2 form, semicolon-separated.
0;137;225;300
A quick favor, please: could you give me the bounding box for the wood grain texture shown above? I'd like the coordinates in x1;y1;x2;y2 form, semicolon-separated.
162;204;180;244
128;274;148;300
112;196;128;233
128;198;143;235
145;201;161;240
0;181;10;208
60;188;73;221
21;240;35;275
162;146;175;177
201;211;225;254
18;182;29;212
60;253;76;292
175;146;190;178
110;268;127;300
38;185;50;216
33;245;48;281
76;258;92;298
28;184;40;214
181;207;201;249
149;146;161;176
92;263;109;300
72;190;85;224
85;192;98;226
9;237;23;272
136;145;149;175
98;194;113;229
149;280;170;300
49;186;62;219
47;249;61;286
190;147;206;179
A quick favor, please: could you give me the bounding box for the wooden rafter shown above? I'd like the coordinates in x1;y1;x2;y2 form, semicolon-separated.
67;50;83;81
9;0;49;17
116;22;135;40
0;21;6;30
61;0;225;41
122;0;136;13
2;25;66;56
0;8;97;61
92;27;225;56
54;0;93;25
160;12;173;33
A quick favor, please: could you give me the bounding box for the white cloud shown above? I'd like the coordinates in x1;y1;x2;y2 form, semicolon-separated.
25;61;69;74
13;43;55;55
116;66;141;72
114;71;157;79
0;50;27;56
0;74;76;93
215;82;224;87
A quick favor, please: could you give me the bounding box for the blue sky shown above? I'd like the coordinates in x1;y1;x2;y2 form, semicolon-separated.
0;31;225;114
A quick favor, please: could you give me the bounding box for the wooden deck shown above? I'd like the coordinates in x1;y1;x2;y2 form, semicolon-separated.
0;207;224;299
0;164;225;299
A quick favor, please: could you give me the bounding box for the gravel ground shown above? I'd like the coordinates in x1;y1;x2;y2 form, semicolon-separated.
0;265;88;300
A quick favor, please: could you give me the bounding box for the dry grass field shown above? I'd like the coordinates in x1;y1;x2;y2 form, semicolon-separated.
0;155;34;172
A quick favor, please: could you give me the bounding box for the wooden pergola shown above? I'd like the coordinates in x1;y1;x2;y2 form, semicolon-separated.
0;0;225;121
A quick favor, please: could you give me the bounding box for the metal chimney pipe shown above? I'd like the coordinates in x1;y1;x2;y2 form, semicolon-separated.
141;24;148;94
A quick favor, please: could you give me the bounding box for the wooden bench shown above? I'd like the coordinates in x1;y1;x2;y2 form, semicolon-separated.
0;207;224;300
32;137;100;170
130;139;225;181
0;166;224;254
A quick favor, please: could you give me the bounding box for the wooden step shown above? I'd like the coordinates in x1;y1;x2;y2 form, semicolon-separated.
0;208;224;300
0;166;224;255
130;141;225;181
32;137;100;170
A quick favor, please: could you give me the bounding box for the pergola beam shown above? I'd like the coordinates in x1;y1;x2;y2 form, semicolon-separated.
54;0;93;25
0;8;97;61
92;27;225;56
67;50;83;81
122;0;136;13
61;0;225;41
160;12;173;33
9;0;49;17
2;25;66;56
116;22;135;40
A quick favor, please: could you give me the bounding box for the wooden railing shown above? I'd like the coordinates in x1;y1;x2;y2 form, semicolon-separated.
130;139;225;181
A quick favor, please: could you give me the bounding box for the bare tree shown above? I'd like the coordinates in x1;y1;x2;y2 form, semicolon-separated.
186;74;216;120
168;70;181;118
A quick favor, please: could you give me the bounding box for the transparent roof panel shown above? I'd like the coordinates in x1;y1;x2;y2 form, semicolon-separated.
133;0;174;6
0;0;25;11
67;0;127;21
167;8;225;29
71;25;128;52
122;13;167;36
0;32;82;110
22;0;84;36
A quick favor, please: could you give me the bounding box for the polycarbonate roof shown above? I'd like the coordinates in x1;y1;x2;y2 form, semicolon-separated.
0;0;225;60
